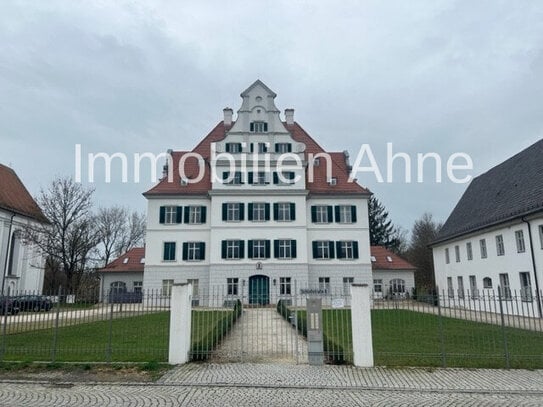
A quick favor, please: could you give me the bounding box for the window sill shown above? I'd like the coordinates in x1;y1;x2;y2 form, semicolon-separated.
162;260;177;263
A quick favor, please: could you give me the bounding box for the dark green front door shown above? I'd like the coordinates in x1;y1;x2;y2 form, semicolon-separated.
249;275;269;305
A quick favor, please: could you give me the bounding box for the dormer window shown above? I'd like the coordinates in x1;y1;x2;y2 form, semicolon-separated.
226;143;242;153
328;177;337;185
180;178;188;186
370;256;376;262
275;143;292;153
386;256;393;262
123;258;129;264
250;122;268;133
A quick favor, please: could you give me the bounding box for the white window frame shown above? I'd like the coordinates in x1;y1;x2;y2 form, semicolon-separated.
374;279;383;294
252;239;266;260
276;203;291;222
277;239;292;259
496;235;505;256
315;205;329;223
480;239;487;259
252;202;266;221
275;143;291;153
339;241;355;260
280;277;291;295
469;275;479;299
515;230;526;253
226;240;242;260
252;122;267;133
338;205;352;223
188;206;202;224
187;242;202;261
499;273;512;300
318;277;331;294
133;281;143;293
343;277;354;295
187;279;199;296
227;278;239;296
227;203;241;221
162;279;174;297
457;276;465;299
466;242;473;261
164;206;176;224
519;272;532;302
316;241;331;259
390;278;406;295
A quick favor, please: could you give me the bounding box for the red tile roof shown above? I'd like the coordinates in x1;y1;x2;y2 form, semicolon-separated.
0;164;48;223
370;246;416;270
99;247;145;273
144;121;370;196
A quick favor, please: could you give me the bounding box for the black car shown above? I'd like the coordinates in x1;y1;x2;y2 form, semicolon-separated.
0;297;20;315
15;295;53;312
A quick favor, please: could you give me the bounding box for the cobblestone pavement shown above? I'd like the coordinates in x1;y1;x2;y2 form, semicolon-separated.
0;363;541;406
211;307;308;363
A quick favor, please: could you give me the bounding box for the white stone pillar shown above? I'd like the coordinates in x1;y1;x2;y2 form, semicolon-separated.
168;283;192;365
351;283;374;367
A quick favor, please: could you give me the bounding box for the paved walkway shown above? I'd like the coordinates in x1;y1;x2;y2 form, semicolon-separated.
211;307;308;363
0;363;542;406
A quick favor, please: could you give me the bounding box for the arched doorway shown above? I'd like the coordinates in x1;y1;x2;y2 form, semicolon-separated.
249;275;269;305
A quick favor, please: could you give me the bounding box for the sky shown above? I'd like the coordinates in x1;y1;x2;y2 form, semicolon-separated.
1;1;542;234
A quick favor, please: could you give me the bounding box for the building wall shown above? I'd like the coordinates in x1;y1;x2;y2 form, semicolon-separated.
432;214;543;316
100;271;144;301
371;269;415;299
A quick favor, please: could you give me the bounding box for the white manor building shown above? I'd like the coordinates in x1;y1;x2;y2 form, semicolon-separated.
432;139;543;317
142;80;372;304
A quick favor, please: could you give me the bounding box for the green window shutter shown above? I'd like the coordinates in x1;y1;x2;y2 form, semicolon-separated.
221;241;227;259
176;206;183;224
311;206;317;223
291;240;297;258
290;203;296;220
351;206;357;223
248;240;254;259
353;241;359;259
239;240;245;259
334;206;340;223
329;241;335;259
274;144;280;153
273;240;279;258
199;242;205;260
201;207;207;223
159;206;165;224
184;207;190;224
239;203;245;220
248;203;254;221
312;241;318;259
273;203;279;220
250;122;254;132
273;172;279;184
222;203;227;221
265;240;271;258
248;172;254;184
222;172;228;180
264;203;270;221
250;143;254;153
326;206;333;223
263;122;268;132
287;144;292;153
336;241;343;259
182;242;188;261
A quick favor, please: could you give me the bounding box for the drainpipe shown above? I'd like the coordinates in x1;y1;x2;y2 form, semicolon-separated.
522;217;542;318
1;212;16;296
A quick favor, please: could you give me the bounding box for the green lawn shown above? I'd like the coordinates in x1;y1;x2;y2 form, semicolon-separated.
289;308;543;368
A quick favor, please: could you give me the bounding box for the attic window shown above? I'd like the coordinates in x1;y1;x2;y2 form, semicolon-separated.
370;256;376;262
123;258;129;264
328;177;337;185
140;258;145;264
180;178;188;186
386;256;393;262
250;121;268;133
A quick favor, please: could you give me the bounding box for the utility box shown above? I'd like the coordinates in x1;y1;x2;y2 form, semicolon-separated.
307;297;323;365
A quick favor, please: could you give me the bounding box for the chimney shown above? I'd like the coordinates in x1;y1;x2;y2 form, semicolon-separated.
223;107;233;126
285;108;294;125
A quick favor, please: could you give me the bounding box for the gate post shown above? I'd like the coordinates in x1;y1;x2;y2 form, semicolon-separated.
169;283;192;365
351;284;374;367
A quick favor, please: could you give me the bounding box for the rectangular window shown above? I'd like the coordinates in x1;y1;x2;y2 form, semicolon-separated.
252;171;267;185
133;281;143;293
250;239;269;260
225;142;242;153
445;248;450;264
515;230;526;253
457;276;464;299
274;202;295;221
162;279;174;296
255;142;268;153
250;122;268;133
374;279;383;294
187;279;199;296
163;242;176;261
222;240;243;260
274;239;296;259
499;273;512;300
223;171;243;185
539;225;543;249
447;277;454;298
160;206;182;224
454;245;460;262
466;242;473;260
249;202;268;221
343;277;354;295
280;277;291;295
496;235;505;256
274;143;291;153
227;278;239;296
312;205;332;223
337;241;359;260
480;239;487;258
335;205;356;223
519;272;533;302
185;206;206;224
469;275;479;299
273;171;295;185
223;202;244;221
313;240;334;259
184;242;205;261
318;277;331;294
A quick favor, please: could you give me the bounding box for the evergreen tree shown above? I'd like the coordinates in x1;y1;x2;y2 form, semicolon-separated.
368;195;404;252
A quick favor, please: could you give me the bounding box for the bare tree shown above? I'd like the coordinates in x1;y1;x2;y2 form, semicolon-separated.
96;207;146;266
25;177;98;293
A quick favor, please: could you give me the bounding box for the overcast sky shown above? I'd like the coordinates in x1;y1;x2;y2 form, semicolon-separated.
1;1;542;234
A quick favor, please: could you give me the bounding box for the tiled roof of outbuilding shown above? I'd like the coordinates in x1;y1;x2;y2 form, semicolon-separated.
370;246;416;270
99;247;145;273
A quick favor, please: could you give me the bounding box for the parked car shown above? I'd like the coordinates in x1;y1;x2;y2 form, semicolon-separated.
14;295;53;312
0;297;20;315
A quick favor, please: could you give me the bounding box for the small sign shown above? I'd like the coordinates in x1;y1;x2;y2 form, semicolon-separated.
332;298;345;309
300;288;327;295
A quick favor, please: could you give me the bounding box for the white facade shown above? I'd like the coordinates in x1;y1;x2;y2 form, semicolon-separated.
143;81;372;304
0;208;46;294
432;214;543;317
